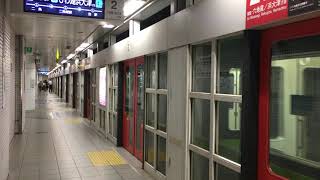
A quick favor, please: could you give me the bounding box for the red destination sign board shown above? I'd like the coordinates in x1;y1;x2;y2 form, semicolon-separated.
246;0;288;28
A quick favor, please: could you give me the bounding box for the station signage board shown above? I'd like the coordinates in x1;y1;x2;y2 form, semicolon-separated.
246;0;320;28
24;0;105;19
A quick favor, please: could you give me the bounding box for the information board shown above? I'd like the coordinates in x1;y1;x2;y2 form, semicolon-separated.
246;0;320;28
99;67;107;106
246;0;288;28
24;0;105;19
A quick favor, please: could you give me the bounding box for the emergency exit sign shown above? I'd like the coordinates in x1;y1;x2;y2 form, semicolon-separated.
25;47;32;54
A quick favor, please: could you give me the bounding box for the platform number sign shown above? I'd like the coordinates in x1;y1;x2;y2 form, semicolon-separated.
106;0;124;19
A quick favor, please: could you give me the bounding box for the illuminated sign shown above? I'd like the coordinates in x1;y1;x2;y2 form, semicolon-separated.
99;67;107;106
24;0;105;19
246;0;320;28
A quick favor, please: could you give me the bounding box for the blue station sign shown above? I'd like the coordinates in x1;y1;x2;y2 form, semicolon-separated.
24;0;105;19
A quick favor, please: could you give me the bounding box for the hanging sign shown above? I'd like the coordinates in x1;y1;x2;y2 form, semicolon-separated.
106;0;124;19
246;0;288;28
288;0;317;16
246;0;320;28
24;0;105;19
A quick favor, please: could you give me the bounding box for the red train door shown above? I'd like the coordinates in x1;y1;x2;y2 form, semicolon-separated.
123;57;144;161
259;18;320;180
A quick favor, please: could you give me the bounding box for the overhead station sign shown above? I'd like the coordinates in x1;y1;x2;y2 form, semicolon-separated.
246;0;320;28
24;0;105;19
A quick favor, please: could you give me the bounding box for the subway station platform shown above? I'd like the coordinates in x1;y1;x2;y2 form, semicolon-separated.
8;92;154;180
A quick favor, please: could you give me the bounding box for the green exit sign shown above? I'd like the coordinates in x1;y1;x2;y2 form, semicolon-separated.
25;47;32;54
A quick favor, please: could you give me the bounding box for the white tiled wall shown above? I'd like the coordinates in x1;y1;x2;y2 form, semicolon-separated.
0;0;16;178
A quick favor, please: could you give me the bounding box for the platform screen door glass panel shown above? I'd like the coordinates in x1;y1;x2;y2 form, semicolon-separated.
144;52;168;176
270;35;320;179
189;37;245;180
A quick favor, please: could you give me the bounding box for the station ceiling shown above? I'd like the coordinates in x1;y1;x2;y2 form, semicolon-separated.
8;0;169;72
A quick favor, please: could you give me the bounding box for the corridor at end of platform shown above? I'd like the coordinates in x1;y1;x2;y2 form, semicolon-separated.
8;92;154;180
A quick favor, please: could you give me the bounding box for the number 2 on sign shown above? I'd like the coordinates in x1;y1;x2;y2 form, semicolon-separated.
111;0;117;9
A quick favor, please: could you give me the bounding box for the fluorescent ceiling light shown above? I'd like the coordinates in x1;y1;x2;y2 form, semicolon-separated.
67;54;75;60
123;0;146;17
61;59;68;64
103;23;115;29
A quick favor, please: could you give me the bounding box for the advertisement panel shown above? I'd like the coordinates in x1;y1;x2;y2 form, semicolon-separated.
99;67;107;106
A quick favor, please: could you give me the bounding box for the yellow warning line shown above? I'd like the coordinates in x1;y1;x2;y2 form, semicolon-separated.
87;150;127;166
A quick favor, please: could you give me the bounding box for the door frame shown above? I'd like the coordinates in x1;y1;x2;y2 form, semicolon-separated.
66;75;69;103
84;70;92;119
134;57;144;161
258;17;320;180
122;57;144;161
73;73;77;108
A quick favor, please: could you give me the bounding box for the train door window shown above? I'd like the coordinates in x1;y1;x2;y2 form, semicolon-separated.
270;67;284;139
269;35;320;179
189;37;245;180
144;52;168;176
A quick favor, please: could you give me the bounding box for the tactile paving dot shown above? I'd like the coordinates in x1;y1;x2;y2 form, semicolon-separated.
87;150;127;166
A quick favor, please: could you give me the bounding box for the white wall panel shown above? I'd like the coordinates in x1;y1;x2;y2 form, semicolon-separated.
186;0;246;44
0;0;16;178
167;46;189;180
58;0;246;74
129;18;168;57
23;57;36;111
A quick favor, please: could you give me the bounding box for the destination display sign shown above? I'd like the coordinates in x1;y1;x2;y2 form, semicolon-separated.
24;0;105;19
246;0;320;28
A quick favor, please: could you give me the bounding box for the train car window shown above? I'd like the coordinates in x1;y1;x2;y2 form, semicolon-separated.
145;130;155;165
217;36;247;95
215;164;240;180
217;101;241;163
192;43;212;93
146;93;156;127
270;67;284;139
158;53;168;89
190;151;209;180
191;98;210;150
157;135;166;175
157;94;167;132
270;35;320;179
146;55;156;89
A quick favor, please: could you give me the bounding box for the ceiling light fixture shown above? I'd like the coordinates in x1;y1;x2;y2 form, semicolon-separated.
103;23;115;29
123;0;146;17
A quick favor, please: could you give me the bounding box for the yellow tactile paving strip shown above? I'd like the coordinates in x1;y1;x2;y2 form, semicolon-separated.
64;118;82;125
87;150;127;166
